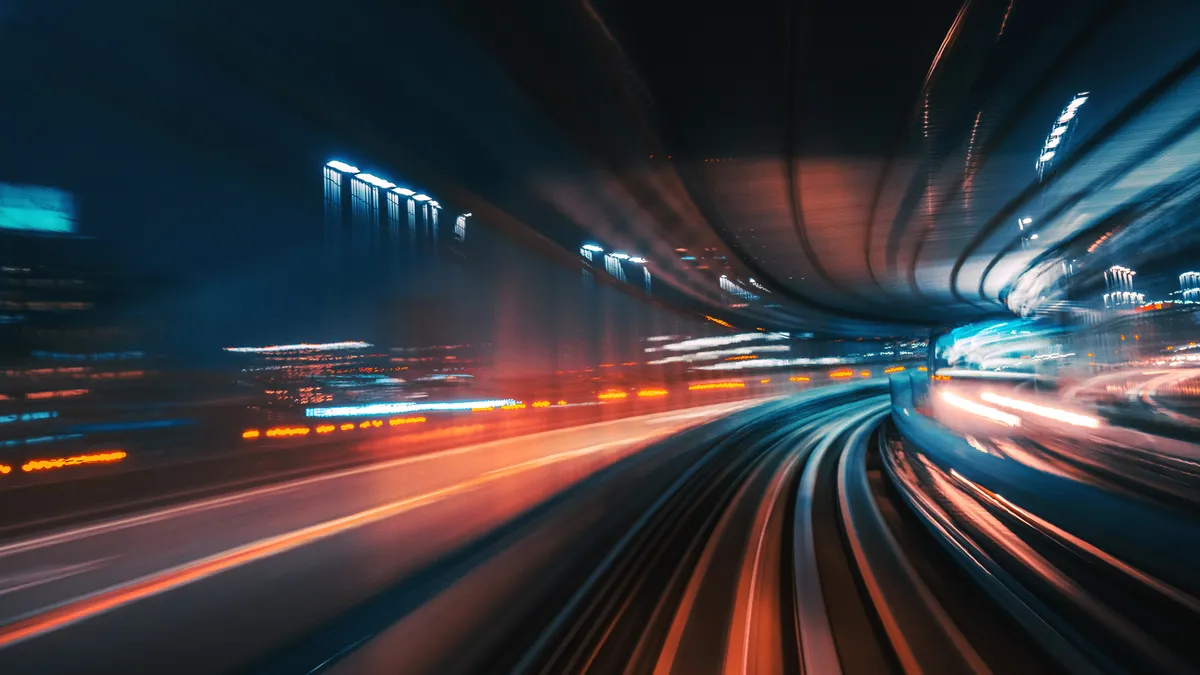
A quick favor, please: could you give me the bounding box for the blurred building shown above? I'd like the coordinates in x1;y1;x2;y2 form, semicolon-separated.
0;188;187;461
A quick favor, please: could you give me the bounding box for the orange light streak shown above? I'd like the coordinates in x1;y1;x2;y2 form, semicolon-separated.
884;366;906;374
26;389;89;400
830;370;853;379
22;451;127;473
689;382;745;391
241;429;260;439
265;427;310;437
598;391;629;400
789;376;810;382
636;388;669;398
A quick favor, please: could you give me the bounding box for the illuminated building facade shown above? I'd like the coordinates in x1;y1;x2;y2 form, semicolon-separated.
1180;271;1200;302
322;160;442;260
1103;265;1143;308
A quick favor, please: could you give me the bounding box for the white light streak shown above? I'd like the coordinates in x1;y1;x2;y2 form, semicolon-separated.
224;341;373;354
306;398;518;418
645;332;790;353
979;392;1100;428
939;391;1021;427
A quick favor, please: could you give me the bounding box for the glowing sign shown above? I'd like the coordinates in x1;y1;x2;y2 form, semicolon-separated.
0;184;76;234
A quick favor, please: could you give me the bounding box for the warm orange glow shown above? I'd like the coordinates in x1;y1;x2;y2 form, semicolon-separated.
689;382;746;391
860;371;871;378
242;429;261;439
636;388;669;398
599;363;615;368
500;403;527;410
0;464;11;475
725;355;759;361
830;370;853;379
557;400;568;406
917;366;928;372
531;400;552;408
705;315;734;329
315;424;336;434
622;361;637;366
932;374;952;381
389;416;427;426
789;376;811;382
266;426;311;437
760;378;771;384
472;407;495;412
26;388;89;400
22;450;127;473
340;423;355;431
884;366;906;374
371;419;383;428
598;391;629;400
359;421;372;429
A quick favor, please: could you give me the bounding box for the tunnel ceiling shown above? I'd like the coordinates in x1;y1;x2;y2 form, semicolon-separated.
449;0;1200;334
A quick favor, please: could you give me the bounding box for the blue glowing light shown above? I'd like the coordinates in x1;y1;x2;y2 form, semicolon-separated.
412;194;432;202
0;411;59;424
393;187;416;196
305;398;519;418
582;244;604;253
0;184;76;234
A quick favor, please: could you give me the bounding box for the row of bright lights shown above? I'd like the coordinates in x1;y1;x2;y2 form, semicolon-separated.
325;160;437;207
1036;92;1088;171
581;244;647;264
245;417;427;439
